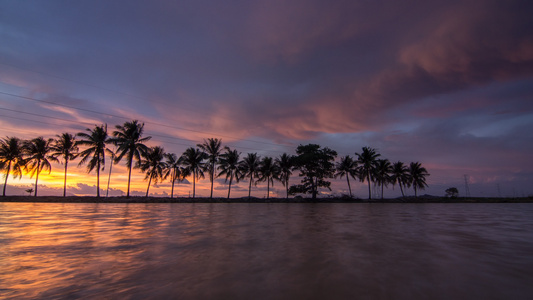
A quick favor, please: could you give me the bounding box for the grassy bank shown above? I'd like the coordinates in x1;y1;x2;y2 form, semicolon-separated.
1;195;532;203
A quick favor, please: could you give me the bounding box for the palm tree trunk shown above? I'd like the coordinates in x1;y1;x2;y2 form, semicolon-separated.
126;155;133;198
414;185;418;198
248;174;253;199
286;178;289;199
96;160;100;197
267;176;270;199
346;176;352;198
106;158;113;198
381;181;384;200
170;170;176;199
63;159;68;197
399;179;405;197
146;175;152;197
34;160;40;197
192;170;196;198
227;174;233;199
367;171;372;200
210;162;214;199
3;162;10;196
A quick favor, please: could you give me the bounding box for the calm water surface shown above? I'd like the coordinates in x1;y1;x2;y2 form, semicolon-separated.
1;203;532;299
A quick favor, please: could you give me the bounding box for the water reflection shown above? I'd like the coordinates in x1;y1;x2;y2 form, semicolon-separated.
1;203;533;299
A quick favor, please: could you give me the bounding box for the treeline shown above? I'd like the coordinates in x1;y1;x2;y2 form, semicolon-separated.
0;120;429;199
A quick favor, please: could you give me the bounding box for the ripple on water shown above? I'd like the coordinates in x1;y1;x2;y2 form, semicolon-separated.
0;202;533;299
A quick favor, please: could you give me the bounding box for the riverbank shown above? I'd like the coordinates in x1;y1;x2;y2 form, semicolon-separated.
1;195;532;203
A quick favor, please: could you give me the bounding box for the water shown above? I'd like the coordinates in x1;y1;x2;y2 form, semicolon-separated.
1;203;532;299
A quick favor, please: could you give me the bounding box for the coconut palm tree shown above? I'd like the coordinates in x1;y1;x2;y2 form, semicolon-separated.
197;138;222;199
0;137;24;196
334;155;357;198
50;133;78;197
355;147;380;200
391;161;410;198
77;124;110;197
409;162;429;197
217;147;241;199
23;137;54;196
275;153;294;199
240;153;260;199
139;146;167;197
180;147;207;198
374;159;392;199
258;156;279;199
164;153;189;198
112;120;151;198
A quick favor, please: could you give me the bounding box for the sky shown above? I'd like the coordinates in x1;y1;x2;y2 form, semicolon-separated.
1;0;532;198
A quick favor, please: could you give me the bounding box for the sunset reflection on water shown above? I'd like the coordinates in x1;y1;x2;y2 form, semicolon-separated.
1;203;533;299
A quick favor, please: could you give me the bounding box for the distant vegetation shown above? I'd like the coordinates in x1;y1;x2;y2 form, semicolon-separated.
0;120;429;199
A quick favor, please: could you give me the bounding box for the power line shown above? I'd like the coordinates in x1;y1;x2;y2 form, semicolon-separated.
0;90;291;149
0;108;288;155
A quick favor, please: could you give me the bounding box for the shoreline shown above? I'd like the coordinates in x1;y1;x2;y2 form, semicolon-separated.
1;195;532;203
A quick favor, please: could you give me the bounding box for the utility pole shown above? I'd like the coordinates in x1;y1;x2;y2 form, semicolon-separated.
464;175;471;198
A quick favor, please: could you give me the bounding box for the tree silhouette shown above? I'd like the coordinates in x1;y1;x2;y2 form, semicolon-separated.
197;138;222;199
290;144;337;199
111;120;151;198
391;161;410;198
76;124;110;197
139;146;167;197
23;137;54;196
445;187;459;198
0;137;24;196
240;153;260;199
334;155;357;198
258;156;279;199
180;147;207;198
217;147;241;199
355;147;380;200
50;133;78;197
409;162;429;197
164;153;189;198
275;153;295;199
374;159;392;199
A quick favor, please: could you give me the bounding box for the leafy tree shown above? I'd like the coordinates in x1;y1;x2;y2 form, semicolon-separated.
197;138;222;199
23;137;54;196
164;153;189;198
77;124;110;197
112;120;151;198
50;133;78;197
355;147;380;199
445;187;458;198
374;159;392;199
240;153;261;199
390;161;410;198
0;137;24;196
334;155;357;198
258;156;279;199
275;153;295;199
139;146;167;197
290;144;337;199
180;147;207;198
409;162;429;197
217;147;241;199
